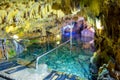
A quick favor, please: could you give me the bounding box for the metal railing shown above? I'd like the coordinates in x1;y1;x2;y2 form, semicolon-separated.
35;25;73;69
35;39;70;69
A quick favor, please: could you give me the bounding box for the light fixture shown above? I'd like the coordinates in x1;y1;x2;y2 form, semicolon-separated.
13;35;19;39
56;34;60;39
96;18;103;30
56;41;60;45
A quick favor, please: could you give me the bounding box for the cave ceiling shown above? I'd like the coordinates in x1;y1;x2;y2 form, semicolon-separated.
0;0;120;39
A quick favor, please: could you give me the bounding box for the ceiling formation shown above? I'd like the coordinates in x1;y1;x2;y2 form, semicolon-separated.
0;0;120;39
0;0;99;38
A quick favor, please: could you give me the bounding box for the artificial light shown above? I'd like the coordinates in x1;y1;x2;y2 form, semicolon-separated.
13;35;19;39
56;41;60;45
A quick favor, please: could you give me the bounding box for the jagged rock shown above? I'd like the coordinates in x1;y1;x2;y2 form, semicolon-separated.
0;10;7;23
97;64;115;80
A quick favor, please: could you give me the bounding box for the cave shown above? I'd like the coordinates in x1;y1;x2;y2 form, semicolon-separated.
0;0;120;80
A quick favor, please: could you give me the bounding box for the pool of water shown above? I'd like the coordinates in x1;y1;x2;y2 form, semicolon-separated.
18;41;93;79
39;46;92;79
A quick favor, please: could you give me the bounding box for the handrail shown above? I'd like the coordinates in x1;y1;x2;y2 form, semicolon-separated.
35;40;70;69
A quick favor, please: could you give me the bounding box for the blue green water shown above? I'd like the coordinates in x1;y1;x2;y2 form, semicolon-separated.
38;45;92;79
19;42;93;79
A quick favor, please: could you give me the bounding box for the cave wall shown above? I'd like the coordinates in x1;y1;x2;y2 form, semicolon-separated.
78;0;120;78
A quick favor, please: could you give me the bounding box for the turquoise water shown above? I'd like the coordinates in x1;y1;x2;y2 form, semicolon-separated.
19;41;93;79
38;44;92;79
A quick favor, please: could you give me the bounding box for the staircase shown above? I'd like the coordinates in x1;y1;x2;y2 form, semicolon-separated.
44;70;84;80
0;61;27;80
0;61;19;71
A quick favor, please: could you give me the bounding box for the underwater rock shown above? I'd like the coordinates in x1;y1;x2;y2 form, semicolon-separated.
89;62;98;80
97;64;115;80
